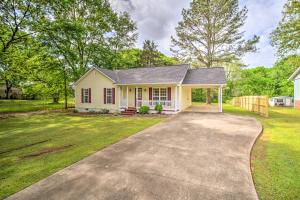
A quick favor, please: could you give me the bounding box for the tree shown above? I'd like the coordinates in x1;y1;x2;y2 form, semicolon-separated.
237;67;274;97
140;40;161;67
223;59;245;98
35;0;137;108
111;48;142;69
271;0;300;56
0;0;39;99
171;0;259;103
271;55;300;96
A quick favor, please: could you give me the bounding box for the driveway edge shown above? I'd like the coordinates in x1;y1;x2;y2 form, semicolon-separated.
249;119;264;200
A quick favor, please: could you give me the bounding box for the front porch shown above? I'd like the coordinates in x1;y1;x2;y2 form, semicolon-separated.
118;85;180;112
117;84;224;114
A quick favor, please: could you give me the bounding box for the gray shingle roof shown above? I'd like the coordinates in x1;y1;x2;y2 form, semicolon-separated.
97;68;119;82
116;65;189;84
95;65;226;85
182;67;226;85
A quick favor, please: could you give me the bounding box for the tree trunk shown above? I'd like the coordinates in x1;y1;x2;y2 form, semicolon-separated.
63;67;68;109
5;80;12;99
52;93;59;104
206;88;212;104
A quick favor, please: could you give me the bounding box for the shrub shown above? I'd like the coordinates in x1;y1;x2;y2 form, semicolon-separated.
139;106;150;114
100;109;110;114
155;104;163;114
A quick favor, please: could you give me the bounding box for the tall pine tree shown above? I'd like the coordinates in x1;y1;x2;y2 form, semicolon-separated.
171;0;259;103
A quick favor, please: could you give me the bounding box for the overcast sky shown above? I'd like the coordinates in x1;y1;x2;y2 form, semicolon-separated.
110;0;285;68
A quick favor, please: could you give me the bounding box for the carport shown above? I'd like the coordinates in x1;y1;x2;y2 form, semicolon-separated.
182;67;226;113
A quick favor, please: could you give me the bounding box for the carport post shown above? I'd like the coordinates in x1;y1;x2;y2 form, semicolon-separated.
218;87;223;112
174;86;178;111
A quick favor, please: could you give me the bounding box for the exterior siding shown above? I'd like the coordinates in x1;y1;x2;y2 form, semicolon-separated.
180;86;192;110
75;69;119;112
295;78;300;100
295;100;300;109
295;77;300;109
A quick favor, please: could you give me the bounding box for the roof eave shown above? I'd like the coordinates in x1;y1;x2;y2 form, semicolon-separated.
115;82;180;86
288;67;300;81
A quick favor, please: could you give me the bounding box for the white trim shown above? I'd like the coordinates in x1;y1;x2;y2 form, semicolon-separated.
73;67;116;86
175;86;178;111
152;87;168;102
118;86;121;108
182;84;226;87
115;82;179;86
288;67;300;81
178;86;182;110
82;88;89;103
126;86;129;108
106;88;113;104
218;87;223;112
179;64;190;84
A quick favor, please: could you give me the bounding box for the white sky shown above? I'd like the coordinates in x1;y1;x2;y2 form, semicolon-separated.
110;0;285;68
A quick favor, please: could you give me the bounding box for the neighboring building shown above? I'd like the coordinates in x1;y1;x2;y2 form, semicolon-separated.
0;85;23;99
73;65;226;114
288;67;300;109
269;96;294;107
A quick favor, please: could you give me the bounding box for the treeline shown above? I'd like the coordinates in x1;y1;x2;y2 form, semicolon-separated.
0;0;178;105
232;55;300;98
193;55;300;102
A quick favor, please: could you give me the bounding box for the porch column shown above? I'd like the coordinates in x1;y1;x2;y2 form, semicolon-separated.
118;86;121;109
126;86;129;108
174;86;178;111
218;87;223;112
178;86;182;111
135;86;138;108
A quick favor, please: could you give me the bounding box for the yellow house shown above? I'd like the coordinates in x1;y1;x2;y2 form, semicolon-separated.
73;65;226;114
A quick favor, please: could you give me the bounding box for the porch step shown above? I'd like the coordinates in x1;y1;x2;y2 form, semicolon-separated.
121;107;137;116
127;107;137;111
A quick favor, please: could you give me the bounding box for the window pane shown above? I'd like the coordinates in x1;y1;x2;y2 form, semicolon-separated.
84;89;89;103
106;88;112;104
160;88;167;97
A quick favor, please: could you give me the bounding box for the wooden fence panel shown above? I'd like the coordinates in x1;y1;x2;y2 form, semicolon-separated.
232;96;269;117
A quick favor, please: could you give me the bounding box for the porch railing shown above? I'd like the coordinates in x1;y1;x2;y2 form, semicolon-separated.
136;100;173;109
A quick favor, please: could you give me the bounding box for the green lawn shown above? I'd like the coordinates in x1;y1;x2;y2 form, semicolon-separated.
223;104;300;200
0;113;163;199
0;99;75;113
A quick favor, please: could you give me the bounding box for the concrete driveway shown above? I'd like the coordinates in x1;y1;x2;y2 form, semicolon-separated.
8;113;262;200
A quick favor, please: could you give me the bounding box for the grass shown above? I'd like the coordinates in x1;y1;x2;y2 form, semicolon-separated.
0;99;75;113
222;104;300;200
0;113;163;199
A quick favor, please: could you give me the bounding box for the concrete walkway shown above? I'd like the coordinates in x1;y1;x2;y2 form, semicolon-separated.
8;113;262;200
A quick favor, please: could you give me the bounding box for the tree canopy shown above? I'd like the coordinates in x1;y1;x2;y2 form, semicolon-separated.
171;0;259;68
271;0;300;56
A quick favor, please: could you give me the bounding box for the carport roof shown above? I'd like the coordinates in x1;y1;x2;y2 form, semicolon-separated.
182;67;226;85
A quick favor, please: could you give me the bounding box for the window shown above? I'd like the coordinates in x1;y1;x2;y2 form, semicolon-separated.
276;99;284;103
106;88;113;104
160;88;167;101
153;88;160;101
152;88;168;102
138;88;142;100
83;88;89;103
